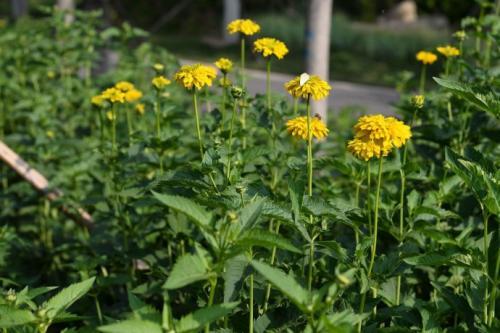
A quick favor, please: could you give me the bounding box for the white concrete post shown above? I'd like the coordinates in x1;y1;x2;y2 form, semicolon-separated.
57;0;75;25
306;0;333;120
11;0;28;19
223;0;241;44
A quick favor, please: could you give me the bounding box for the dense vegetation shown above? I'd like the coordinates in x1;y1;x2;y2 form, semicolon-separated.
0;3;499;333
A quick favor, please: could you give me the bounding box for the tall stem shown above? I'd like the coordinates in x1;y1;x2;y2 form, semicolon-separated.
306;96;313;197
193;92;204;159
419;64;427;94
266;59;271;111
241;37;246;89
367;162;372;236
249;248;254;333
263;221;281;312
111;104;117;155
240;37;247;149
293;97;299;114
396;143;409;306
221;73;227;130
367;157;384;277
126;106;132;143
205;278;218;333
482;207;489;324
154;98;163;173
308;236;315;291
226;101;238;180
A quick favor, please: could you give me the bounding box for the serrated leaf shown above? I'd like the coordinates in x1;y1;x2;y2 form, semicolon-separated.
128;291;161;322
98;319;163;333
163;253;211;290
0;306;36;328
153;192;213;229
223;255;248;302
45;277;95;320
238;197;265;234
175;302;238;333
251;260;309;310
235;229;301;254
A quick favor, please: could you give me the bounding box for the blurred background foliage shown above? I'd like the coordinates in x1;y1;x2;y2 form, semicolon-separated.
0;0;481;85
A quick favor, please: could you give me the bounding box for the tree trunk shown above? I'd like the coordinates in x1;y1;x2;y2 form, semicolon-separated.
306;0;333;120
11;0;28;20
57;0;75;25
223;0;241;44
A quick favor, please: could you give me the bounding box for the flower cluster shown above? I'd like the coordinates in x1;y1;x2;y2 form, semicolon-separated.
436;45;460;58
227;19;260;36
285;73;331;100
347;115;411;161
286;115;329;141
175;64;217;91
253;38;289;60
416;51;438;65
214;58;233;74
92;81;143;106
152;76;171;90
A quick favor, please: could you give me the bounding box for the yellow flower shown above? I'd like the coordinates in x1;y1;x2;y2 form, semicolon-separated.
125;89;143;102
152;76;171;90
214;58;233;73
347;114;411;161
219;77;232;88
347;138;388;161
411;95;425;109
115;81;135;92
286;116;329;141
135;103;145;115
253;38;289;59
227;19;260;36
153;63;165;72
284;73;331;100
416;51;438;65
174;64;217;91
91;94;105;106
106;110;116;121
385;117;412;148
436;45;460;58
101;87;126;104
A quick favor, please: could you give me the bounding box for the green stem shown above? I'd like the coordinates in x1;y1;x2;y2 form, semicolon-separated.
111;105;117;155
306;96;313;197
482;207;489;324
249;248;254;333
193;91;204;159
488;224;500;326
154;98;163;173
266;59;271;111
221;73;227;130
445;58;450;77
447;101;453;121
263;221;281;312
94;295;103;324
367;162;372;236
126;106;132;143
293;97;298;114
241;37;246;89
368;157;384;277
226;101;238;180
205;278;218;333
308;236;315;291
419;64;427;94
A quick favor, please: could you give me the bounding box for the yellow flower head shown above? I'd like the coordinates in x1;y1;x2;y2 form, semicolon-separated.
286;115;329;141
253;38;289;60
175;64;217;91
227;19;260;36
101;87;126;104
436;45;460;58
91;94;105;106
411;95;425;109
347;114;411;160
152;76;172;90
385;117;412;148
115;81;135;92
135;103;145;115
416;51;438;65
214;58;233;73
125;89;143;102
153;63;165;72
284;73;331;100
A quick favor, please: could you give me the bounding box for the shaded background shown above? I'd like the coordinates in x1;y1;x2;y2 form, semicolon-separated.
1;0;480;86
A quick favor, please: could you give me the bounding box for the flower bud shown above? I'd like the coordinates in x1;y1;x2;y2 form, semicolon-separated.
230;86;245;100
411;95;425;109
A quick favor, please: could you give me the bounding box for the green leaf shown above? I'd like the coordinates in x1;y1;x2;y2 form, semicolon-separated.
128;291;161;322
153;192;213;229
235;229;301;254
163;253;211;290
223;255;248;303
175;303;238;333
238;198;265;234
45;277;96;320
99;319;163;333
251;260;309;311
288;179;310;241
431;282;476;332
0;306;36;328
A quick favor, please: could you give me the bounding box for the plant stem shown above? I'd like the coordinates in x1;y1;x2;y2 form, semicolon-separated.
488;224;500;326
221;73;227;130
293;97;298;114
308;236;315;291
126;106;132;143
249;248;254;333
154;98;163;173
240;37;247;149
482;207;489;324
266;59;271;111
419;64;427;94
367;162;372;236
263;221;281;312
241;37;246;89
226;100;238;180
306;96;313;197
447;101;453;121
193;91;204;160
396;144;409;306
111;104;117;155
367;157;384;277
205;278;218;333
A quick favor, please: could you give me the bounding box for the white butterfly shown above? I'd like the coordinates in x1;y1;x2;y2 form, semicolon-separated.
299;73;310;86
